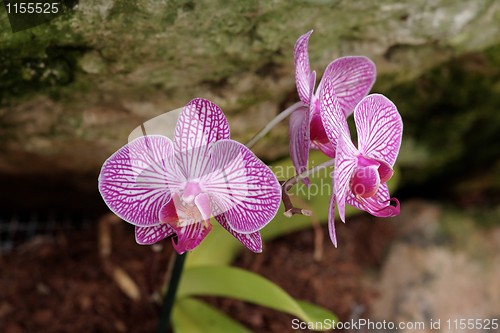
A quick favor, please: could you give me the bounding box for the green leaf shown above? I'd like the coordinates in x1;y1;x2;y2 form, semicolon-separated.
177;266;337;325
172;297;252;333
184;222;242;267
296;300;338;324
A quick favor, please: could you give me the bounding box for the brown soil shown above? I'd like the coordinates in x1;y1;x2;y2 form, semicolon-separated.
0;213;397;333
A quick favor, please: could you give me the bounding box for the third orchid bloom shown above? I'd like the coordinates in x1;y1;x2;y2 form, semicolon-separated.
321;91;403;246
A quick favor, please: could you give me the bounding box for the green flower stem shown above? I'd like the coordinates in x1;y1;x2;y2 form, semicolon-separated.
245;101;304;149
157;252;187;333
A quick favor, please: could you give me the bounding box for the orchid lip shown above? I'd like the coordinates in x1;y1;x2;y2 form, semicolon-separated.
350;164;380;199
350;155;394;198
371;198;400;217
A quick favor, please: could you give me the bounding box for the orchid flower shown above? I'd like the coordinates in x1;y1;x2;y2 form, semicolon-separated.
291;30;376;183
98;98;282;254
321;91;403;247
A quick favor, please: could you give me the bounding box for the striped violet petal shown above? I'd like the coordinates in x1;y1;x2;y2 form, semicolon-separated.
289;105;311;185
317;56;376;117
354;94;403;167
215;213;263;253
294;30;315;105
205;139;282;234
98;135;179;227
135;224;175;245
174;98;230;179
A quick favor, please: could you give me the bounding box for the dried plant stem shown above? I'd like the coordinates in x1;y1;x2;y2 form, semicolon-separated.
98;214;142;301
245;101;304;149
281;159;335;217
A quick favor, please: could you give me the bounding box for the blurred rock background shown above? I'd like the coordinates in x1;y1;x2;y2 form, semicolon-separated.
0;0;499;211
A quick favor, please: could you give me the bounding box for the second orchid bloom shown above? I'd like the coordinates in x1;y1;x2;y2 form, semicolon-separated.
291;30;377;183
291;30;403;246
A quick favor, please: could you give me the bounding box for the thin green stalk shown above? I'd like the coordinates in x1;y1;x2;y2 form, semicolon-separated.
283;158;336;190
245;101;304;149
157;252;187;333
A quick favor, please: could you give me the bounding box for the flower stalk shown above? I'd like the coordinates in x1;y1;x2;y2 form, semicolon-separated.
157;252;187;333
245;101;304;149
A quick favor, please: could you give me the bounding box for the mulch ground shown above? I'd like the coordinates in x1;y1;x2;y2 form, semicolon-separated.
0;213;398;333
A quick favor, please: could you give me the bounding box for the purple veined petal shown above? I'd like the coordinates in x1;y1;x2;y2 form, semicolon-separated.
136;195;177;245
135;224;175;245
294;30;315;105
354;94;403;167
289;105;311;185
317;56;376;117
98;135;180;227
333;127;358;223
346;183;400;217
215;214;263;253
309;70;317;102
174;98;230;179
328;191;338;248
320;81;350;153
205;139;282;234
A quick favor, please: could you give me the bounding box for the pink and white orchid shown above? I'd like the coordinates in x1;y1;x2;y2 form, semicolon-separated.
291;30;376;182
98;98;282;254
321;92;403;247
